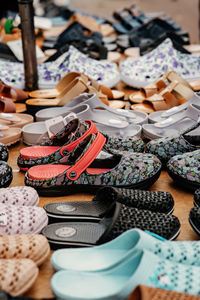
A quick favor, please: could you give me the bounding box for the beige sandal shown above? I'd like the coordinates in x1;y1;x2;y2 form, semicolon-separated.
131;81;194;113
0;125;21;146
0;258;38;296
0;234;50;266
0;113;33;128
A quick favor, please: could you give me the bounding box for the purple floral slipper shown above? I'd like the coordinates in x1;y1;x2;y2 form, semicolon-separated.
0;46;120;90
167;150;200;190
25;132;161;196
120;38;200;88
146;122;200;164
18;119;144;171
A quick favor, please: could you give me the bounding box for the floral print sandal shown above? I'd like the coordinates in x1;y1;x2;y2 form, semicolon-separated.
146;121;200;164
18;119;144;171
0;161;12;188
167;150;200;191
25;132;161;196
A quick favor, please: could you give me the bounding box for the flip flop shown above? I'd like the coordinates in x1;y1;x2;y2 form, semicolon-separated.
143;103;200;139
42;203;180;249
131;81;194;114
0;125;21;146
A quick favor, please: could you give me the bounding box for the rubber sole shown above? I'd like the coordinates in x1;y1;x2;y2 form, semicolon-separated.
31;169;161;197
167;168;200;191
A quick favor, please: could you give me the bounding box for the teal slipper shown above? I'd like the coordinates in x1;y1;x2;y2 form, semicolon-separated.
51;248;200;300
51;228;200;272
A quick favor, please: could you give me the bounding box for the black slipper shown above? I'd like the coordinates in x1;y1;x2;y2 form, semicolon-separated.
194;189;200;207
189;206;200;236
42;202;180;249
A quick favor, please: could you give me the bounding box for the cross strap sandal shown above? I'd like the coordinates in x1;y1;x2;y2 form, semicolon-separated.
19;118;144;171
143;103;200;139
42;203;179;249
0;259;38;296
0;204;48;234
131;80;194;114
0;234;50;266
44;186;174;225
24;132;161;196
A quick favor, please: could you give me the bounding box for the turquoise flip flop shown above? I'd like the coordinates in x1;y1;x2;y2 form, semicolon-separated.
51;248;200;300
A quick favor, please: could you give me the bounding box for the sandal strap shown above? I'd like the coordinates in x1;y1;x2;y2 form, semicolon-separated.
60;120;98;154
56;72;88;92
166;69;192;89
66;132;106;181
0;96;16;113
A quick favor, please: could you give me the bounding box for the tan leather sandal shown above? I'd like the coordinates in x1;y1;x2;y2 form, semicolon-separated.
131;81;194;113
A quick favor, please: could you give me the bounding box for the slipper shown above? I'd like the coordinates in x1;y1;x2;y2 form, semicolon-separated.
130;81;194;114
0;186;39;206
146;121;200;164
129;285;200;300
0;125;21;146
120;38;200;88
129;69;195;104
0;142;8;161
0;79;27;102
0;161;13;188
194;189;200;207
0;204;48;234
0;234;50;266
189;207;200;236
0;96;16;113
0;259;38;296
51;247;200;300
148;93;200;124
64;93;148;125
0;113;33;128
142;103;200;139
35;101;143;138
19;119;144;170
42;204;180;249
24;132;161;196
44;186;174;224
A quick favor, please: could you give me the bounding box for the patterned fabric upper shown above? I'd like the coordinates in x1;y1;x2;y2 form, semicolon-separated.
167;150;200;183
146;123;200;164
0;143;8;162
120;38;200;84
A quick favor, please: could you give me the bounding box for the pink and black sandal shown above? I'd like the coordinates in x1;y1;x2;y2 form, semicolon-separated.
25;132;161;196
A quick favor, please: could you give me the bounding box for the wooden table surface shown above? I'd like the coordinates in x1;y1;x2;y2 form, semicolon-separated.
8;120;199;299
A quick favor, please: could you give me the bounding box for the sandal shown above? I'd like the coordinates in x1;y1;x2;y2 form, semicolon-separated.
24;132;161;196
0;125;21;146
0;113;33;128
44;186;174;224
0;234;50;266
0;80;27;102
19;118;144;170
0;204;48;234
42;203;179;249
0;186;39;206
0;96;16;113
143;103;200;139
0;259;38;296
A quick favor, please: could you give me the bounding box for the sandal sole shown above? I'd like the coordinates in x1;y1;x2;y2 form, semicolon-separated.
30;169;161;197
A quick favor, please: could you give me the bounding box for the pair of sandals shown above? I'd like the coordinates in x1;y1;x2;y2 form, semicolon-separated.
129;69;198;114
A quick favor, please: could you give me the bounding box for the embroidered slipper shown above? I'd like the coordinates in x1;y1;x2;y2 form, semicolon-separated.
0;161;12;188
0;186;39;206
0;142;8;161
24;132;161;196
18;119;144;170
167;150;200;191
143;103;200;139
0;80;27;102
146;121;200;164
129;285;200;300
0;113;33;128
0;234;50;266
42;204;180;249
44;186;174;224
51;246;200;300
148;93;200;124
0;258;38;296
0;125;21;146
0;204;48;234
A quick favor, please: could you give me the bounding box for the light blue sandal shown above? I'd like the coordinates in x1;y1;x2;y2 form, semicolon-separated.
51;248;200;300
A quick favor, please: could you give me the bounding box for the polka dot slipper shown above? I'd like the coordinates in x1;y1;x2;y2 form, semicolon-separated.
0;186;39;206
